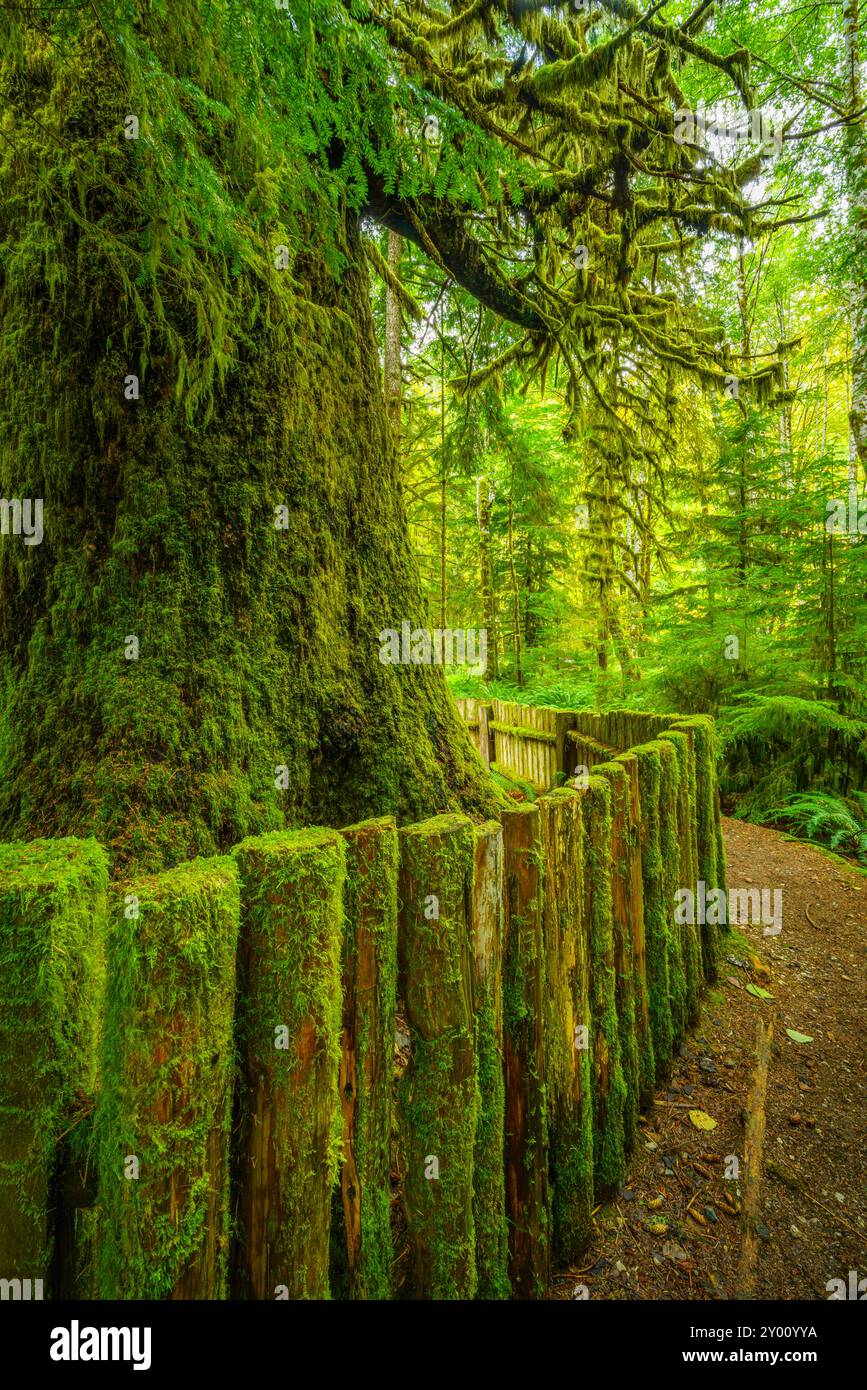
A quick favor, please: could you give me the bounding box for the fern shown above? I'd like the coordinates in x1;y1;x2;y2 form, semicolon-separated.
759;793;867;866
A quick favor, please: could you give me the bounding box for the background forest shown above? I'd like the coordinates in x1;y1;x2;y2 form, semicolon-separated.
368;0;867;864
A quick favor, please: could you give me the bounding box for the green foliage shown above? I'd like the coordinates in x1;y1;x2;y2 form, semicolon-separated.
759;792;867;867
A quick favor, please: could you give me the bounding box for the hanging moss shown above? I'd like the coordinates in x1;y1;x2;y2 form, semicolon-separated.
231;828;345;1300
95;855;240;1299
470;822;510;1300
0;837;107;1287
330;817;398;1301
538;788;594;1262
397;814;479;1300
582;777;627;1197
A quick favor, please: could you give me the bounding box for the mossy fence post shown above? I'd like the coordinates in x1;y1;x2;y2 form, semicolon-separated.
594;761;640;1145
398;814;478;1300
633;742;675;1087
538;788;594;1262
231;830;345;1300
331;816;398;1301
471;821;510;1299
501;803;550;1299
582;777;627;1197
672;716;725;979
96;856;240;1299
660;729;701;1026
0;838;108;1291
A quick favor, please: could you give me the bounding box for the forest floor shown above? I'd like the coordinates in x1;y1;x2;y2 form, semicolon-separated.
553;816;867;1302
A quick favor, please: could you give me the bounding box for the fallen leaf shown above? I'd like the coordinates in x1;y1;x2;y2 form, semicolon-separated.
689;1109;718;1131
785;1029;814;1044
746;983;775;1000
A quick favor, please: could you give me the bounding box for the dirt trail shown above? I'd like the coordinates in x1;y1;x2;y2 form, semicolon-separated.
554;816;867;1301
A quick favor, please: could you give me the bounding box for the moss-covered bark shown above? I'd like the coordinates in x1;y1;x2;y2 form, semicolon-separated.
501;804;550;1299
231;829;344;1300
95;855;239;1299
538;788;594;1262
0;837;107;1287
0;16;502;875
397;814;479;1300
330;817;398;1301
470;822;510;1299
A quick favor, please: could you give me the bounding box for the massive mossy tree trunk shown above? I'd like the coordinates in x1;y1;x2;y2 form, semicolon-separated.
0;21;499;870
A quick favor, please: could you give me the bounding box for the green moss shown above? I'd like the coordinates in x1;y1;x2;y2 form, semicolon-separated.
0;837;107;1285
592;760;640;1149
671;716;723;978
539;789;594;1262
471;823;510;1300
330;817;398;1301
583;777;628;1196
95;854;240;1299
660;730;701;1026
632;741;674;1086
398;815;479;1300
231;828;345;1300
501;803;550;1299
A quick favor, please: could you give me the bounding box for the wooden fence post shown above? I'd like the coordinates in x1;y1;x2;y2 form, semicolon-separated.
672;716;724;979
471;821;510;1299
661;729;702;1026
331;817;398;1300
231;830;345;1300
0;838;108;1292
398;814;478;1299
632;742;677;1087
538;788;594;1262
582;776;628;1197
97;855;240;1299
501;804;550;1298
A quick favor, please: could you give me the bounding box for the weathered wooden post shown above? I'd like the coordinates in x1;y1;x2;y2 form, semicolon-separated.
0;838;108;1293
331;817;398;1300
501;803;550;1298
672;715;725;979
661;729;701;1026
97;855;240;1298
398;814;478;1300
632;741;676;1087
594;760;640;1144
582;776;628;1197
538;787;594;1262
471;821;510;1299
231;829;345;1300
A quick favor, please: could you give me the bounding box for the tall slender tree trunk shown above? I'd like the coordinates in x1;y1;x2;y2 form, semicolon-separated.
384;231;403;449
476;476;498;680
843;0;867;475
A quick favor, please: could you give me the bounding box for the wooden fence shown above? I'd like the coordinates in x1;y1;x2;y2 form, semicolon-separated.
0;703;726;1300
